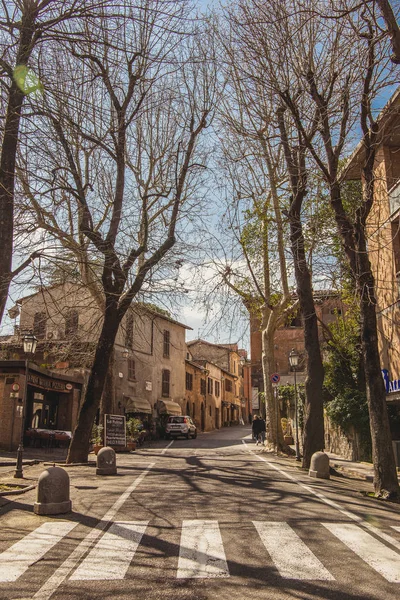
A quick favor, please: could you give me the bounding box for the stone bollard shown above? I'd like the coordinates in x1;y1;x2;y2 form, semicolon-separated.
309;451;330;479
96;446;117;476
33;466;72;515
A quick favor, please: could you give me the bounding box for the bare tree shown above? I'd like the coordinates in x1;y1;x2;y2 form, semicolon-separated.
17;1;215;462
0;1;108;326
210;37;301;449
221;0;328;466
267;0;399;496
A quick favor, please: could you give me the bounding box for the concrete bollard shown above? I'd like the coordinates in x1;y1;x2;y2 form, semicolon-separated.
33;466;72;515
96;446;117;476
309;451;330;479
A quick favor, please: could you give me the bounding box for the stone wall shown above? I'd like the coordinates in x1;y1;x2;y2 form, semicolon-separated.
324;414;358;461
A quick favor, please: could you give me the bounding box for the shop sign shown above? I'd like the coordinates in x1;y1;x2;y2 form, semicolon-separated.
382;369;400;394
104;414;126;447
28;372;70;392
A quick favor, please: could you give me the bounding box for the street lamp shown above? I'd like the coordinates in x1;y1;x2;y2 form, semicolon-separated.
14;332;37;478
289;348;301;462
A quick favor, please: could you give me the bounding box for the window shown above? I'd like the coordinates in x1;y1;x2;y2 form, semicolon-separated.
162;369;170;397
33;311;47;339
128;358;136;381
207;377;213;395
200;378;206;395
225;379;232;392
65;309;78;337
186;372;193;390
215;381;220;397
125;312;134;349
286;315;302;327
163;330;170;358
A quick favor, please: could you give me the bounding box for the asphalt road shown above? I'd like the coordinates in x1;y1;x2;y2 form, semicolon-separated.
1;426;400;600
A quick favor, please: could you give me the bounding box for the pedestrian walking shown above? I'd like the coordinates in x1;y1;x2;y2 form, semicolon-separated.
252;415;266;445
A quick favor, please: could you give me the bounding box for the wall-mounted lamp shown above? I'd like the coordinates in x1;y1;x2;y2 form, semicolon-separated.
122;348;129;359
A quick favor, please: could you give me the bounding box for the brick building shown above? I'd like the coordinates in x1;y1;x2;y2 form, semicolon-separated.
249;292;345;392
344;87;400;407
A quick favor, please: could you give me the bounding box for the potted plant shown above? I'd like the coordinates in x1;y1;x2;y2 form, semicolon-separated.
91;423;104;455
282;418;294;445
126;417;141;451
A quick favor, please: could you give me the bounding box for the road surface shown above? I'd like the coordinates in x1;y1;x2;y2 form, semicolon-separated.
1;426;400;600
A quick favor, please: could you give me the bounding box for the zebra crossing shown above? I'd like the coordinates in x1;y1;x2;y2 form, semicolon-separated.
0;519;400;584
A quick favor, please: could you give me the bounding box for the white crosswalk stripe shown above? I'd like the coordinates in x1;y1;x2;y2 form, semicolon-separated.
253;521;334;580
69;521;148;581
323;522;400;583
0;521;77;583
177;520;229;579
1;519;400;584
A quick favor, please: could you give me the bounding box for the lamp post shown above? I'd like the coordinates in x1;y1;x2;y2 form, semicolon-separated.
289;348;301;462
239;356;246;423
14;332;37;478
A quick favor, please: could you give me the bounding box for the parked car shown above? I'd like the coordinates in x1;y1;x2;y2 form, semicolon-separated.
165;416;197;440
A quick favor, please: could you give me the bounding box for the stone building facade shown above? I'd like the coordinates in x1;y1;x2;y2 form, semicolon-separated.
187;340;244;425
0;283;191;443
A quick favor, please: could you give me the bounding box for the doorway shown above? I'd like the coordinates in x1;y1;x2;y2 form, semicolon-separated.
201;403;205;431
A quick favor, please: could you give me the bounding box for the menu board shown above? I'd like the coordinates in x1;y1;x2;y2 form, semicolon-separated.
104;414;126;447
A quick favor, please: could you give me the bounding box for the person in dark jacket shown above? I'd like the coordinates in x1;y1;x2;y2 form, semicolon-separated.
252;415;266;445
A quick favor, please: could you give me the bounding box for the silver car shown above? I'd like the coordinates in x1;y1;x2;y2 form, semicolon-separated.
165;416;197;440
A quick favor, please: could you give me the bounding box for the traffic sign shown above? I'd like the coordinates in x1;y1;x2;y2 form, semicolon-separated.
270;373;280;384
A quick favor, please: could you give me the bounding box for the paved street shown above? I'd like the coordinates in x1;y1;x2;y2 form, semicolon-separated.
1;426;400;600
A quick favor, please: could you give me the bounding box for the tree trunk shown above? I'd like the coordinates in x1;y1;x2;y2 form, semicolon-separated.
0;5;38;324
357;244;399;496
262;323;287;451
100;350;115;420
67;300;121;463
289;210;325;469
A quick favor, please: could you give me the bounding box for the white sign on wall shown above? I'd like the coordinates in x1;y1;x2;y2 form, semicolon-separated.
252;387;259;409
145;381;152;391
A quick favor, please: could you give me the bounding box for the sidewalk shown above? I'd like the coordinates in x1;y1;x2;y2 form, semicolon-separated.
327;452;375;482
287;445;400;482
0;448;69;481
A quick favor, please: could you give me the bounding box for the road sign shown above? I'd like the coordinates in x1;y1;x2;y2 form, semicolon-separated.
270;373;280;384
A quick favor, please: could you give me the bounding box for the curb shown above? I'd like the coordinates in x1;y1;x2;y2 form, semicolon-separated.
43;461;96;467
0;483;36;496
0;460;38;467
331;462;374;482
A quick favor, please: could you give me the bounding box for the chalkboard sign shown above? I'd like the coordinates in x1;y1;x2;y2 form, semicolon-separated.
104;414;126;447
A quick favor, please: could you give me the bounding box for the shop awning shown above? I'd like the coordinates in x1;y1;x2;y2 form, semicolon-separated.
125;397;152;414
158;400;182;416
